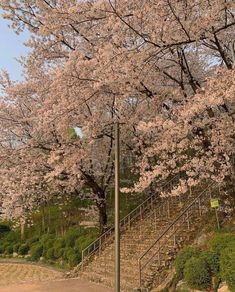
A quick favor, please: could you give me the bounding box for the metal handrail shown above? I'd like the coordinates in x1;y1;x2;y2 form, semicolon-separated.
81;174;180;269
138;181;215;287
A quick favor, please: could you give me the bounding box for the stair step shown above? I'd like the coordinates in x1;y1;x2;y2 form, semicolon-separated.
78;191;212;291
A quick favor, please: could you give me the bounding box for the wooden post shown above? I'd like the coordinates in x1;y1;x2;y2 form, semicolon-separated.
215;208;220;230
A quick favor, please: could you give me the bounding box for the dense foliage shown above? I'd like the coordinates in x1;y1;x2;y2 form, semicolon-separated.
184;257;211;290
174;246;200;280
0;224;11;237
220;243;235;290
0;226;98;269
174;233;235;290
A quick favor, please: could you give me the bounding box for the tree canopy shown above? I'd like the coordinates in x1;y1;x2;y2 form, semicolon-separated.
0;0;234;231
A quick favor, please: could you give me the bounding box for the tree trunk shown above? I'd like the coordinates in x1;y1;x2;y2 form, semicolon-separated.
80;170;108;234
97;199;108;233
20;222;25;241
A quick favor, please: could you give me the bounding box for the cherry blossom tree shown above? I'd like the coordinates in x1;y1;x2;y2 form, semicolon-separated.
0;0;234;232
129;67;235;195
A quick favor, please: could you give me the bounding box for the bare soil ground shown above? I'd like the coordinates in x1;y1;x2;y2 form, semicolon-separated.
0;263;111;292
0;279;111;292
0;263;63;286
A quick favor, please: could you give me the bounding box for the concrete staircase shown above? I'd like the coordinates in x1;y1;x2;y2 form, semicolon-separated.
73;182;217;291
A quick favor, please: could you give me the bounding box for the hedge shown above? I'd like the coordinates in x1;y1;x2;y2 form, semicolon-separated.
184;257;211;290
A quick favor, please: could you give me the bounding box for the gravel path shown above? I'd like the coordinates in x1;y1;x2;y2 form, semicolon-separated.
0;278;111;292
0;263;111;292
0;263;63;286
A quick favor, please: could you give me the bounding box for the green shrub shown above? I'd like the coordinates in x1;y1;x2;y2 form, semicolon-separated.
63;247;74;260
41;237;54;250
75;237;89;253
201;250;220;274
0;241;8;254
0;244;4;254
26;237;39;246
5;231;20;243
64;229;80;247
53;247;64;259
220;243;235;290
209;233;235;256
30;244;43;261
42;239;54;258
46;247;55;260
1;242;9;252
5;245;13;255
40;234;53;242
75;230;97;252
18;244;30;255
40;234;55;245
174;246;201;280
53;238;66;249
82;227;98;237
0;224;11;236
62;247;81;267
184;257;211;290
13;243;21;253
42;248;47;257
51;237;65;260
67;250;81;268
73;198;92;208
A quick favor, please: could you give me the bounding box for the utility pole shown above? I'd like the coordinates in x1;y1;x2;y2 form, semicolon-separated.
115;120;120;292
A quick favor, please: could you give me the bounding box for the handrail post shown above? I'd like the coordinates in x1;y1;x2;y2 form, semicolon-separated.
82;250;84;271
99;238;102;256
140;205;143;220
154;209;157;231
187;210;190;230
139;259;142;289
162;200;165;216
104;251;107;278
173;225;176;247
198;198;202;216
167;200;170;218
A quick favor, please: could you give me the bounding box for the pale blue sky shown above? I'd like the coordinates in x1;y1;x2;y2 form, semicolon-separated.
0;15;29;81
